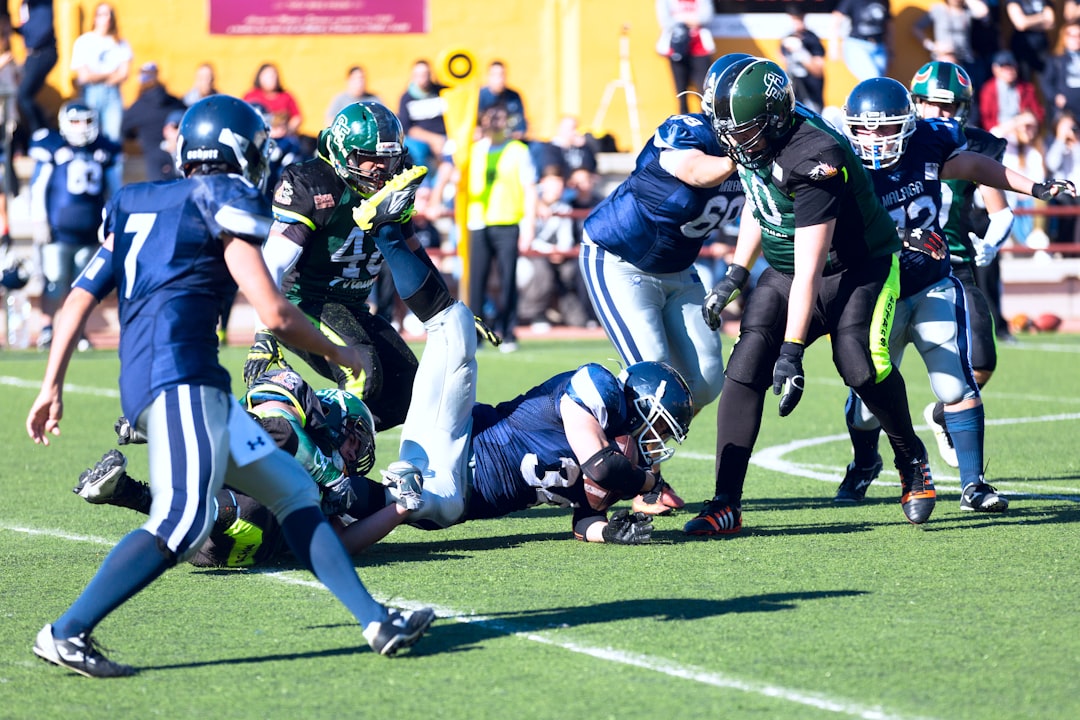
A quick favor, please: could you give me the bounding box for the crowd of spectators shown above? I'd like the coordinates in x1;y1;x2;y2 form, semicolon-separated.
6;1;1080;347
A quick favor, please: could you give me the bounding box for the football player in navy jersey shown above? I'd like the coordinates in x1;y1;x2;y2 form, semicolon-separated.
833;77;1075;512
908;62;1014;470
28;102;121;348
25;96;434;677
686;57;935;534
242;101;431;432
579;53;749;515
326;186;694;551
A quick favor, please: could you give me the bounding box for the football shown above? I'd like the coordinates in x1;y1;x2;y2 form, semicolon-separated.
1033;313;1063;333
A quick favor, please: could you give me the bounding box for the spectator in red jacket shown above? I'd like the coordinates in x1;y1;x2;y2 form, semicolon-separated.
978;50;1044;138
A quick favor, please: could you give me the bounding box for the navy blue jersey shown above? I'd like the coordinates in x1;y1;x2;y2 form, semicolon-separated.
29;131;121;240
467;363;638;525
88;174;272;421
867;118;965;297
583;114;741;274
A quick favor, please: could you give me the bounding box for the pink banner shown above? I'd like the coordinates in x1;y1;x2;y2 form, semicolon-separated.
209;0;427;35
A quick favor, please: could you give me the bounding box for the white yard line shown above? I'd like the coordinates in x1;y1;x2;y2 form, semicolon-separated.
0;521;932;719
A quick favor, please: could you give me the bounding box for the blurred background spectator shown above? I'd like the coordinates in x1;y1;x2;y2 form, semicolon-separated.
182;61;217;107
831;0;892;81
654;0;714;115
243;62;302;135
478;60;527;140
1003;0;1054;82
398;58;447;177
979;50;1044;139
70;2;128;192
324;65;380;124
121;61;184;182
12;0;56;138
1044;111;1080;244
781;7;826;113
1042;21;1080;125
912;0;989;110
466;103;536;352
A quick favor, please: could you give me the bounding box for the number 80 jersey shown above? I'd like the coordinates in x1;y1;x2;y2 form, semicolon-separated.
583;113;743;274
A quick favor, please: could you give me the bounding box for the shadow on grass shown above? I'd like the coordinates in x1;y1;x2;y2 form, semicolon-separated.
142;589;868;668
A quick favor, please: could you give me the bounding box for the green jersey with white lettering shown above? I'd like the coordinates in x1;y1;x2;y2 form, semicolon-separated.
737;108;899;274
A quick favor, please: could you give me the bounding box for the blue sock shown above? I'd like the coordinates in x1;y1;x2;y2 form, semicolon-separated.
53;529;173;638
944;405;985;489
279;507;386;627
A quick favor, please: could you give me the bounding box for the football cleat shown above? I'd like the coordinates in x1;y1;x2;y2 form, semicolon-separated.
632;476;685;515
683;496;742;536
33;624;136;678
363;607;435;657
74;450;129;504
923;403;958;468
960;481;1009;513
114;416;147;445
899;458;936;524
834;454;884;503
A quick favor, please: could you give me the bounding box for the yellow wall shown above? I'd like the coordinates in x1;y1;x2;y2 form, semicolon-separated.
16;0;939;152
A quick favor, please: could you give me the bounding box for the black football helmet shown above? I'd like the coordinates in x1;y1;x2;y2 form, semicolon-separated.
175;95;272;190
316;388;376;476
843;77;917;170
618;361;694;466
702;56;796;169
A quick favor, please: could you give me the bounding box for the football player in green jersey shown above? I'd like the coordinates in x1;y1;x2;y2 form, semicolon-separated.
243;101;436;431
686;56;936;534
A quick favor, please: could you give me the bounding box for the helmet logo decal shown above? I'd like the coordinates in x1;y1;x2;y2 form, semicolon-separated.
763;72;788;101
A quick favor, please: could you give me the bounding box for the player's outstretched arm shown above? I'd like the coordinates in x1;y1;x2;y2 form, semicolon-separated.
27;287;99;445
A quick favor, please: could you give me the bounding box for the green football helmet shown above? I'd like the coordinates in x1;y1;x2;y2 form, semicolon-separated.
702;56;795;169
318;101;405;196
909;61;973;126
315;388;376;476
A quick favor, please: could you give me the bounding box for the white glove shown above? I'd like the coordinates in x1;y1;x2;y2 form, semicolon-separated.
970;233;998;267
970;207;1014;268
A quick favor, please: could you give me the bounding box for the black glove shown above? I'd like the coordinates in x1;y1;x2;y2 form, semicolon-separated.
701;263;750;331
601;509;654;544
320;474;358;517
243;329;288;387
474;314;502;347
1032;179;1077;201
772;341;805;417
900;227;948;260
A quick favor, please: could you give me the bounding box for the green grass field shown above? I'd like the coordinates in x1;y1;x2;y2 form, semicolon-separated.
2;335;1079;719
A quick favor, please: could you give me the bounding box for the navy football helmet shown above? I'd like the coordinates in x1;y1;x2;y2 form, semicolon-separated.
843;77;917;170
58;102;99;147
316;388;376;476
175;95;272;190
618;361;694;465
702;55;796;169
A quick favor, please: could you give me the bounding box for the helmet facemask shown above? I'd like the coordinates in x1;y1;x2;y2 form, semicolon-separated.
843;78;917;170
342;147;404;197
629;380;689;466
59;104;99;147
